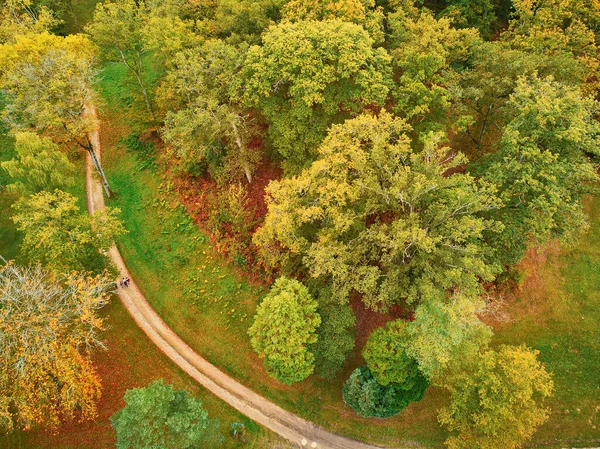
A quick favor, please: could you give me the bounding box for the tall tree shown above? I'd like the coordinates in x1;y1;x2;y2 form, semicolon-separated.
440;0;498;38
111;380;221;449
0;262;109;432
281;0;385;44
310;286;356;379
159;41;259;183
254;112;501;310
387;10;480;135
141;0;200;67
36;0;92;33
206;0;286;45
477;74;600;266
0;31;111;196
248;277;321;384
235;19;392;171
406;291;492;381
449;41;585;154
439;345;554;449
11;190;126;274
88;0;156;121
0;0;57;43
1;131;75;195
504;0;600;96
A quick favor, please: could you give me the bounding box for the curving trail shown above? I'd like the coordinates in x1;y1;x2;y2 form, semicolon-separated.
84;105;394;449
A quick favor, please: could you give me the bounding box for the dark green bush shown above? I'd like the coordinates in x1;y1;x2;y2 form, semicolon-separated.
342;365;429;418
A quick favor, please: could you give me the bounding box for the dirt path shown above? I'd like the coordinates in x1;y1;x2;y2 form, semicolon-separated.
84;107;395;449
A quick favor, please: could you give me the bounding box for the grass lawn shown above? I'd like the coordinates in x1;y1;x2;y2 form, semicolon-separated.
103;141;450;448
491;199;600;448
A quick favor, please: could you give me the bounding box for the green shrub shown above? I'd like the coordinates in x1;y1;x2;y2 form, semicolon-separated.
342;365;429;418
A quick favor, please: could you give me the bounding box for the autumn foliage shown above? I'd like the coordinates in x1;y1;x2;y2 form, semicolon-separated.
0;262;111;432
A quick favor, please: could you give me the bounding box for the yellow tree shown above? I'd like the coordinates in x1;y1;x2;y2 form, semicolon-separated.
281;0;384;43
11;189;126;274
0;32;112;196
439;345;554;449
504;0;600;96
235;20;392;171
1;132;75;195
0;261;111;432
0;0;58;43
254;112;501;310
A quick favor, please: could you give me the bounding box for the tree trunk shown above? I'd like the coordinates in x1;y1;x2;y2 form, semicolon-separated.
81;106;112;198
87;146;112;198
119;50;156;122
134;51;156;123
231;120;252;184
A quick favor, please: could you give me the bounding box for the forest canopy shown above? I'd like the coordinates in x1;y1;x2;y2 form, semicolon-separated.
1;0;597;447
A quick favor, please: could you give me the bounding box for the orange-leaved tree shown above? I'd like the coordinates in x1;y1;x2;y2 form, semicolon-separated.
0;261;111;432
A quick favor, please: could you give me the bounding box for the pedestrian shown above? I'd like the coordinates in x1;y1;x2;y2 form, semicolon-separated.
119;278;125;288
124;277;131;287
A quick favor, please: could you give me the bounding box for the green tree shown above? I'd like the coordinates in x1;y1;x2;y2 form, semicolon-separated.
159;41;259;183
0;261;110;431
504;0;600;96
206;0;286;45
88;0;156;120
449;41;585;153
248;277;321;384
478;74;600;266
36;0;91;33
388;10;480;134
1;132;75;195
254;112;501;310
311;287;356;379
342;365;428;418
0;31;112;196
110;379;221;449
281;0;384;44
235;19;392;171
406;291;492;381
439;345;554;449
440;0;497;37
140;0;200;66
363;320;421;387
11;190;126;274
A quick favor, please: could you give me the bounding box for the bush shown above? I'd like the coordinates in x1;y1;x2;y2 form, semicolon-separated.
363;319;421;387
342;365;429;418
